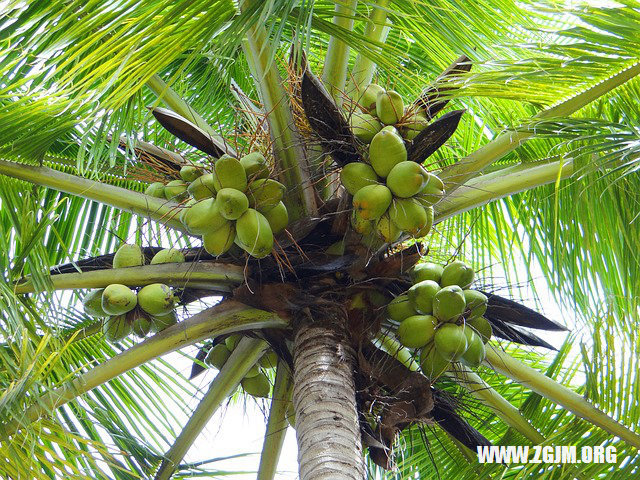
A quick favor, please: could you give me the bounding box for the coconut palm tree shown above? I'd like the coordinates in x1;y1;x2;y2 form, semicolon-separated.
1;0;639;479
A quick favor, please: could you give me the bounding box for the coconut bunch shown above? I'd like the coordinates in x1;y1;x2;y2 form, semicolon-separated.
204;334;279;398
349;83;431;142
341;128;444;242
146;152;289;259
82;244;184;342
386;260;493;379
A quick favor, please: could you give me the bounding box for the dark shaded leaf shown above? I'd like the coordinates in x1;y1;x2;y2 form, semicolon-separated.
487;319;559;350
189;341;214;380
483;292;568;331
413;55;472;119
300;68;361;166
431;388;492;449
407;109;465;163
150;107;231;158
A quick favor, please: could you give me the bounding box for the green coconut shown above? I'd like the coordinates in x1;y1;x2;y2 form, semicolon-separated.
261;201;289;234
369;128;407;178
112;244;145;269
164;179;188;200
411;262;444;284
246;178;286;211
432;285;466;322
259;350;279;369
416;173;445;206
150;310;178;332
358;83;384;112
216;188;249;220
137;283;176;316
434;323;468;361
240;152;270;180
381;125;399;134
340;162;379;196
202;221;236;256
388;198;428;235
350;211;374;235
415;206;434;237
352;184;392;220
129;309;153;338
440;260;475;289
103;315;132;342
180;165;202;183
463;290;488;319
407;280;441;315
244;364;261;378
402;111;430;140
376;90;404;125
386;294;418;322
101;284;137;315
145;182;165;198
181;198;227;235
369;290;392;309
419;344;451;379
187;173;217;200
386;161;429;198
375;213;401;243
150;248;185;265
83;289;107;317
396;314;437;349
241;373;271;398
205;343;232;369
235;208;274;258
225;334;241;351
461;328;486;367
468;316;492;343
212;156;247;192
350;112;382;143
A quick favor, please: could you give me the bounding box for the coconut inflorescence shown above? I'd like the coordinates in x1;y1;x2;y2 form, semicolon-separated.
81;243;184;343
144;152;288;259
385;260;491;379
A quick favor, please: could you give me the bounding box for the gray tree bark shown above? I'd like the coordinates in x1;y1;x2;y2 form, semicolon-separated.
292;315;365;480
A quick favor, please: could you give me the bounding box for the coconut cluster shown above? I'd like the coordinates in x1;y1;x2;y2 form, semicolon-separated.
386;260;493;379
350;83;430;143
204;334;278;398
82;244;183;342
341;85;444;243
145;152;289;259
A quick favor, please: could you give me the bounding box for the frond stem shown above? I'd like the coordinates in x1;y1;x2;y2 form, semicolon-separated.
485;346;640;449
257;361;294;480
322;0;359;106
347;0;391;98
14;261;244;295
435;159;574;222
0;159;186;232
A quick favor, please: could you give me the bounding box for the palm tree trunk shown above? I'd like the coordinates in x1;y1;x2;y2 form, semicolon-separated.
292;315;365;480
